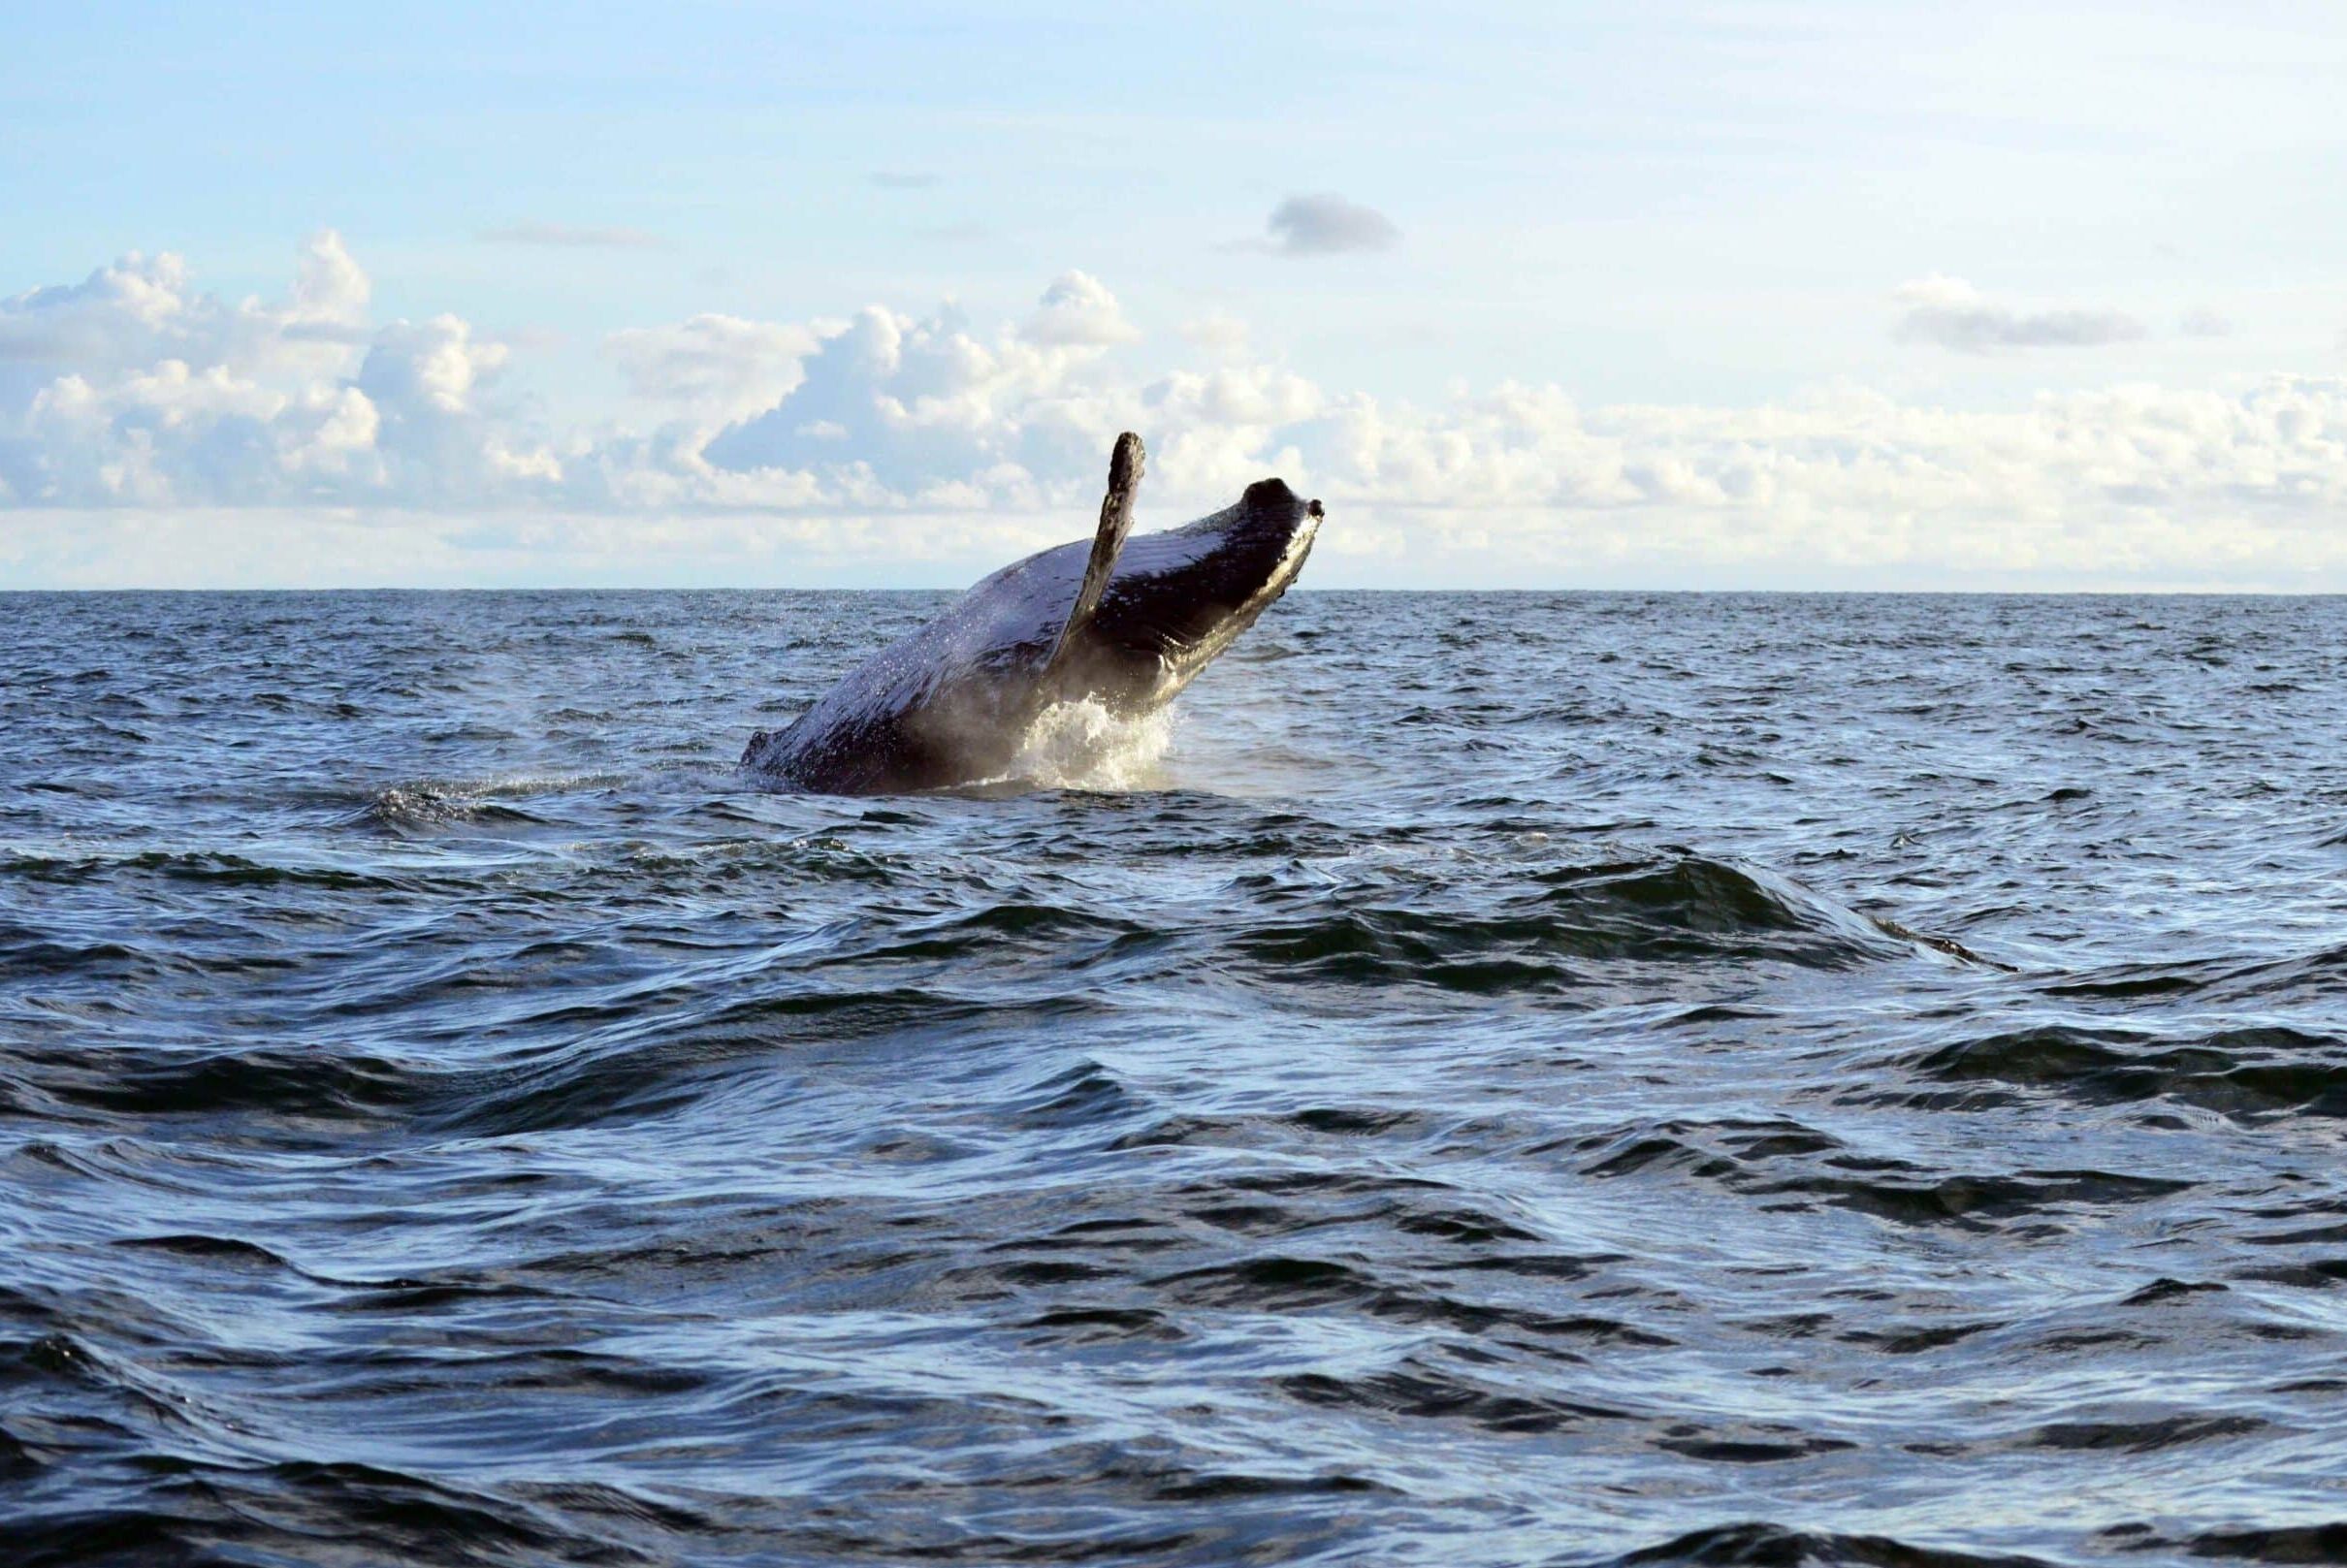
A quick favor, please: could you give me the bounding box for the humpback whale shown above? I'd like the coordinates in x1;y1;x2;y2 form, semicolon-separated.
743;433;1321;794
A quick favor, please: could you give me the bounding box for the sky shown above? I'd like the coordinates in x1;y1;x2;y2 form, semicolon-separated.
4;1;2345;590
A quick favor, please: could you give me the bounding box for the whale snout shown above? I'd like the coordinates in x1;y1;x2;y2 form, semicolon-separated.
1241;477;1299;510
1238;477;1323;529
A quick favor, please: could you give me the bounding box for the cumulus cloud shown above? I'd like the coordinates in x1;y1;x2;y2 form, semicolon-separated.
0;231;367;383
1019;272;1141;348
607;314;822;422
290;230;371;325
478;222;666;249
7;236;2347;589
690;273;1143;511
1893;275;2146;352
0;232;548;508
1254;193;1401;257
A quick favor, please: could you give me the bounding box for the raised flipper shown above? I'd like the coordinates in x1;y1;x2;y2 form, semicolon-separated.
1040;430;1143;692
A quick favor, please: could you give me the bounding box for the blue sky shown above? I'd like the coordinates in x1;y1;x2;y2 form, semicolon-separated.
5;2;2346;588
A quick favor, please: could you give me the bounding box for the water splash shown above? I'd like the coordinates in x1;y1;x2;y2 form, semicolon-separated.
1011;698;1176;790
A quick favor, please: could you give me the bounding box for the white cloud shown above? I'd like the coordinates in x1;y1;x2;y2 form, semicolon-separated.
1893;275;2146;352
1019;272;1141;348
0;231;366;384
6;236;2347;588
688;276;1145;510
351;315;561;504
606;313;820;423
0;233;544;507
358;315;505;415
291;229;370;324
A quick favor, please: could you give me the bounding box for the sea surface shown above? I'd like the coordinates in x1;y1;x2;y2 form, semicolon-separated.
3;589;2344;1568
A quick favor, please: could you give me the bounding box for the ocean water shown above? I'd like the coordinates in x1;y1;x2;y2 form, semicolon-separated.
3;588;2344;1567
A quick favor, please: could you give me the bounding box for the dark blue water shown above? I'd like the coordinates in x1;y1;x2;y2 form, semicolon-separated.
4;590;2345;1567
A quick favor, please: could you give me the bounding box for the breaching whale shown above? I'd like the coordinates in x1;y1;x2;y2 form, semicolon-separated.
742;432;1321;794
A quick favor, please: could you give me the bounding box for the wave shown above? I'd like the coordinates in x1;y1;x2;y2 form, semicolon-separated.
1607;1521;2060;1566
1893;1023;2347;1119
0;848;410;890
0;1460;644;1568
3;1041;426;1124
1569;1114;2195;1230
1228;855;1954;986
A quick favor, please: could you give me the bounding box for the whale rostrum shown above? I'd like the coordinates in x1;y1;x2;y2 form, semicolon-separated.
743;432;1322;794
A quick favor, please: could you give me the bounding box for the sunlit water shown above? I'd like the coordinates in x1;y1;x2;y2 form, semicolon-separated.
3;590;2344;1567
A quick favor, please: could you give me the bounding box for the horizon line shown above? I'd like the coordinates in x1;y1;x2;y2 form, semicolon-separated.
6;584;2340;598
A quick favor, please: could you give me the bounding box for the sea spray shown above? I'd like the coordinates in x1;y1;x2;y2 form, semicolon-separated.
1010;697;1176;790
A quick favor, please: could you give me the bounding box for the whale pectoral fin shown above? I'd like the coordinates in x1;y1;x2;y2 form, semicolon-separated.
1040;431;1144;695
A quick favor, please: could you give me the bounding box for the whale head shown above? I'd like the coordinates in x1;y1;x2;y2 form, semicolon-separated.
1056;477;1322;711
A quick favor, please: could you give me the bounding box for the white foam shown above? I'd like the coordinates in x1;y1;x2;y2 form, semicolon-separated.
1011;698;1176;791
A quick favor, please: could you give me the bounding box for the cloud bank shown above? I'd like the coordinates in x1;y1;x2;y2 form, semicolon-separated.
5;236;2346;589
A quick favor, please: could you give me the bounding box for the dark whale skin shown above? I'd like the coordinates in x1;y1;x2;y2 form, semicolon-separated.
743;478;1321;794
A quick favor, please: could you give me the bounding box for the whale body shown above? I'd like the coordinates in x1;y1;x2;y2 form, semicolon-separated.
743;435;1320;794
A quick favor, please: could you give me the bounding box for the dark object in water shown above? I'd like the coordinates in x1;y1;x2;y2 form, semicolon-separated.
743;432;1321;793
